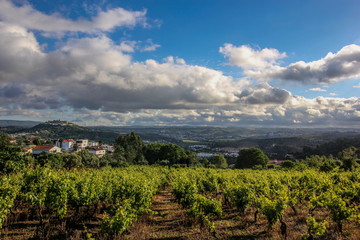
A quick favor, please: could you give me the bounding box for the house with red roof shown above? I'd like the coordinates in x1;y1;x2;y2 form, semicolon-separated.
55;139;75;151
32;145;61;155
88;146;106;157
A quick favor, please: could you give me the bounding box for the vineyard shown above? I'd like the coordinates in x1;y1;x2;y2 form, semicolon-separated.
1;166;360;239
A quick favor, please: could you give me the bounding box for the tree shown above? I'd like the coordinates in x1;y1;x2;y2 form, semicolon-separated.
144;142;163;165
185;150;200;166
33;138;43;146
76;150;100;168
114;132;146;164
209;155;228;168
281;160;295;168
145;142;198;166
338;146;359;171
236;148;269;169
63;152;82;170
158;144;188;165
0;129;9;148
0;146;25;173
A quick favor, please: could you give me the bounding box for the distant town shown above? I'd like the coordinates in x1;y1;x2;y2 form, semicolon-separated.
6;120;114;158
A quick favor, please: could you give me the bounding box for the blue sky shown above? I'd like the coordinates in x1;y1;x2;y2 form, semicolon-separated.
0;0;359;127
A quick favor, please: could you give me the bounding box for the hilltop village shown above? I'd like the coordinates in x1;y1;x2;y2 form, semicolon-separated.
6;120;114;158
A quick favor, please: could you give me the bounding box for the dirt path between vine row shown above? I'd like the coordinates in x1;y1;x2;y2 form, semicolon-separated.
123;185;212;240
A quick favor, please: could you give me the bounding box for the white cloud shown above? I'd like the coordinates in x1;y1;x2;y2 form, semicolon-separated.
219;44;286;70
119;41;137;52
204;116;215;122
248;44;360;84
0;25;358;127
0;4;359;127
309;88;327;92
141;39;161;52
354;83;360;88
0;0;146;34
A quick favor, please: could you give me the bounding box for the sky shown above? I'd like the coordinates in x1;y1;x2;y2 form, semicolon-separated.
0;0;360;127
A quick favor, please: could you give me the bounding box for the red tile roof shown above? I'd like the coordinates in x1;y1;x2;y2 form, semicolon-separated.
32;145;57;151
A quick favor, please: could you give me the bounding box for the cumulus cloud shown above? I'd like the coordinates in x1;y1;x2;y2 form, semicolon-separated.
0;22;358;127
219;44;286;70
246;44;360;84
309;88;327;92
237;83;291;105
0;2;359;127
141;39;161;52
0;0;146;34
0;24;248;113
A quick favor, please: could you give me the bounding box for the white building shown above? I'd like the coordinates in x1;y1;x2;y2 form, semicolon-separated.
88;141;99;147
55;139;75;151
32;145;62;155
101;144;114;152
88;146;106;157
76;139;88;149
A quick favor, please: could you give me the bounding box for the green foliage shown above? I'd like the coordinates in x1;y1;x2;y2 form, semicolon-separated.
226;185;253;213
33;138;43;146
145;142;199;166
306;215;327;237
236;148;269;169
0;131;9;147
101;200;136;234
114;132;146;164
0;146;25;173
319;160;336;172
259;195;288;228
63;152;82;169
170;169;222;231
209;155;228;169
325;192;355;232
281;160;295;168
76;150;100;168
0;176;20;229
338;147;359;171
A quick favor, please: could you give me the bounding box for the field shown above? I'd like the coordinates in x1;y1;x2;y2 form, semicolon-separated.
1;166;360;239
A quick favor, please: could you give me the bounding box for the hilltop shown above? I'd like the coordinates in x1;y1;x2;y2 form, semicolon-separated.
3;121;121;144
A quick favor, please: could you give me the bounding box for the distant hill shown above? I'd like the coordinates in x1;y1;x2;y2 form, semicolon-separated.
4;122;121;144
0;120;41;128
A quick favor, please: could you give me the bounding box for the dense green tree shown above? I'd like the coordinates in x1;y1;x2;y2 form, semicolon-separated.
63;152;82;170
209;155;228;168
158;144;188;165
0;131;26;173
0;146;25;173
144;142;164;164
338;146;359;171
185;150;200;166
236;148;269;169
302;155;327;168
202;158;210;168
145;142;198;166
0;130;9;148
114;132;146;164
33;138;43;146
36;153;64;169
76;150;100;168
281;160;295;168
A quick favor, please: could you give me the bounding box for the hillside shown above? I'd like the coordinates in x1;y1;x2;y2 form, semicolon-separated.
4;122;121;143
0;120;41;128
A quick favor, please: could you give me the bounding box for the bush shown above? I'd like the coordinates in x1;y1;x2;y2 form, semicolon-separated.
281;160;295;168
236;148;269;169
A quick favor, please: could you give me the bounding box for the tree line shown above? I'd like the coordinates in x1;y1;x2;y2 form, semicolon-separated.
1;129;360;174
